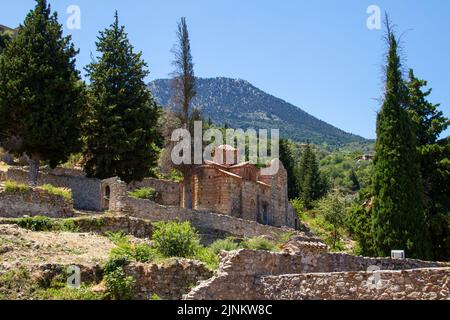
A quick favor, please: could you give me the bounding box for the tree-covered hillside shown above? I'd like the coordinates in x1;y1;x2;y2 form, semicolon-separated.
148;77;369;146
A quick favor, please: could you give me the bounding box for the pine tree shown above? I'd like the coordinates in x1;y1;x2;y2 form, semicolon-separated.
0;0;84;184
84;12;161;183
406;69;450;260
372;19;431;259
296;143;327;208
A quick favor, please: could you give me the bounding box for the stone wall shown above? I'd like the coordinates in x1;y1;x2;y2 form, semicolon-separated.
7;167;102;211
258;268;450;300
118;196;315;243
69;215;153;238
128;177;181;206
104;177;317;243
0;186;74;218
185;248;450;300
125;260;213;300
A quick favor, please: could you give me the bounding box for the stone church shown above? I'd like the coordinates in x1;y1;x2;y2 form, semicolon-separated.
185;145;298;229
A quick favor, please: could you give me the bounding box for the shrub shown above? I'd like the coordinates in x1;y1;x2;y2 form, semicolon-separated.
103;256;135;300
39;184;72;201
128;187;157;200
242;237;279;252
4;180;29;193
107;232;156;263
209;237;240;254
152;221;201;258
16;216;54;231
194;246;219;270
59;219;79;232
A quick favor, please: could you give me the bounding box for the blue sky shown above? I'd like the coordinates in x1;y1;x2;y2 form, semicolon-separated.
2;0;449;139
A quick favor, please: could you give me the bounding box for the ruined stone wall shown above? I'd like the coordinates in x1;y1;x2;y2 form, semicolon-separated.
124;260;213;300
258;268;450;300
185;249;449;300
128;177;180;206
110;188;307;241
7;167;102;211
0;186;74;218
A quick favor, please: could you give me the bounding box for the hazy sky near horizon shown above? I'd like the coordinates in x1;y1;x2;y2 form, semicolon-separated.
2;0;449;140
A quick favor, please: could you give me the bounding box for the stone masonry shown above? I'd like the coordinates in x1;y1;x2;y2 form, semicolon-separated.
0;185;74;218
184;241;450;300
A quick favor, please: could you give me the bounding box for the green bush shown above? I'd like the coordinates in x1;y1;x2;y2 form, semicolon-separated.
152;221;201;258
209;237;240;254
103;256;135;300
12;216;79;232
128;187;157;200
108;232;156;263
4;180;29;193
242;237;279;251
16;216;54;231
194;246;219;270
39;184;72;201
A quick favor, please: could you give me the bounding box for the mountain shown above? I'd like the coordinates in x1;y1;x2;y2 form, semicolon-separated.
148;77;368;146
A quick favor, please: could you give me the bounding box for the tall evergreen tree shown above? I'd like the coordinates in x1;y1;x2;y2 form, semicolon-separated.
0;0;84;184
84;12;161;183
406;69;450;260
296;143;327;208
0;32;11;53
169;17;197;209
372;18;431;259
279;139;299;199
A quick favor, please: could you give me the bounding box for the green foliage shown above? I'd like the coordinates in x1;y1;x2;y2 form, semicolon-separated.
297;143;328;208
150;293;162;301
0;267;102;300
84;12;161;183
372;26;431;259
103;256;135;300
39;184;72;201
315;190;348;250
279;139;300;199
0;0;84;173
208;237;240;254
4;180;29;193
9;216;79;232
194;246;219;270
241;237;279;252
346;194;377;256
128;187;157;201
319;151;373;193
108;232;156;263
16;216;54;231
61;153;84;169
152;221;200;258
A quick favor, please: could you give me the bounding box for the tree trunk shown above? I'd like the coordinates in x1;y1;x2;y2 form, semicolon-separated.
183;176;192;209
27;154;40;186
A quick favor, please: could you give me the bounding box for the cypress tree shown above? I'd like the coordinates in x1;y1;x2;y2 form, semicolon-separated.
279;139;299;199
372;19;431;259
406;69;450;260
0;0;84;184
84;12;161;183
297;143;327;208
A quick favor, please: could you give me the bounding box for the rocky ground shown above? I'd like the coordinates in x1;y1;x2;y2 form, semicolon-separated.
0;224;114;269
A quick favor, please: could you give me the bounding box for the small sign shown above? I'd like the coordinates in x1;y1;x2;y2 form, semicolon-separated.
391;250;405;259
